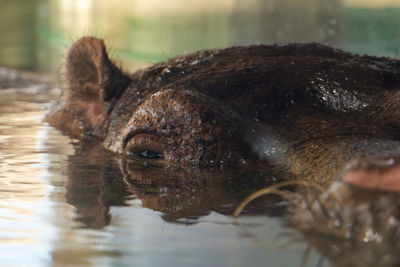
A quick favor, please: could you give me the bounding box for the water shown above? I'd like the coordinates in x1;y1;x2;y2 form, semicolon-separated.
1;1;400;266
0;88;328;267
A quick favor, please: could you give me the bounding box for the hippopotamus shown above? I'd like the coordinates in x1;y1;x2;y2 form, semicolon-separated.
46;37;400;169
46;37;400;246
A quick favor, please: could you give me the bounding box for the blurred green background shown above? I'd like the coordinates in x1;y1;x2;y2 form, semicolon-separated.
0;0;399;72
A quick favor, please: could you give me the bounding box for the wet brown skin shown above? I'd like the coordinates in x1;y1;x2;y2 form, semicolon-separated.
46;37;400;243
45;37;400;173
292;156;400;239
290;156;400;266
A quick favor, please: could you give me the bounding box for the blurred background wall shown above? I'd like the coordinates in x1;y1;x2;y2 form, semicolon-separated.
0;0;399;72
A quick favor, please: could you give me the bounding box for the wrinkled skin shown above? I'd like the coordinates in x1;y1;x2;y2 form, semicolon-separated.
46;37;400;249
46;37;400;172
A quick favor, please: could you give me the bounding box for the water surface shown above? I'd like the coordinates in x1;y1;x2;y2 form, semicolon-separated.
0;88;328;266
1;1;400;266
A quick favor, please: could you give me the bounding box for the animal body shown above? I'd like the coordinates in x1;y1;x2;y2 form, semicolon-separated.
46;37;400;245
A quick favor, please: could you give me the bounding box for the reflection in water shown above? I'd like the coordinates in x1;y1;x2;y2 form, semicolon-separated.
1;74;400;266
65;142;283;228
0;91;74;266
1;1;400;266
0;86;326;266
57;142;321;267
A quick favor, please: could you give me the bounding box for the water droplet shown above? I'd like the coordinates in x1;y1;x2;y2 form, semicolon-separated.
190;59;199;66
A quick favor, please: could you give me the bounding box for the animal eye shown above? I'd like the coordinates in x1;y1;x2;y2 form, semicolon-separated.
138;150;163;159
124;133;164;160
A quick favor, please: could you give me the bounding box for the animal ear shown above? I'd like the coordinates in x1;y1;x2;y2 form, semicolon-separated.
65;36;131;103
